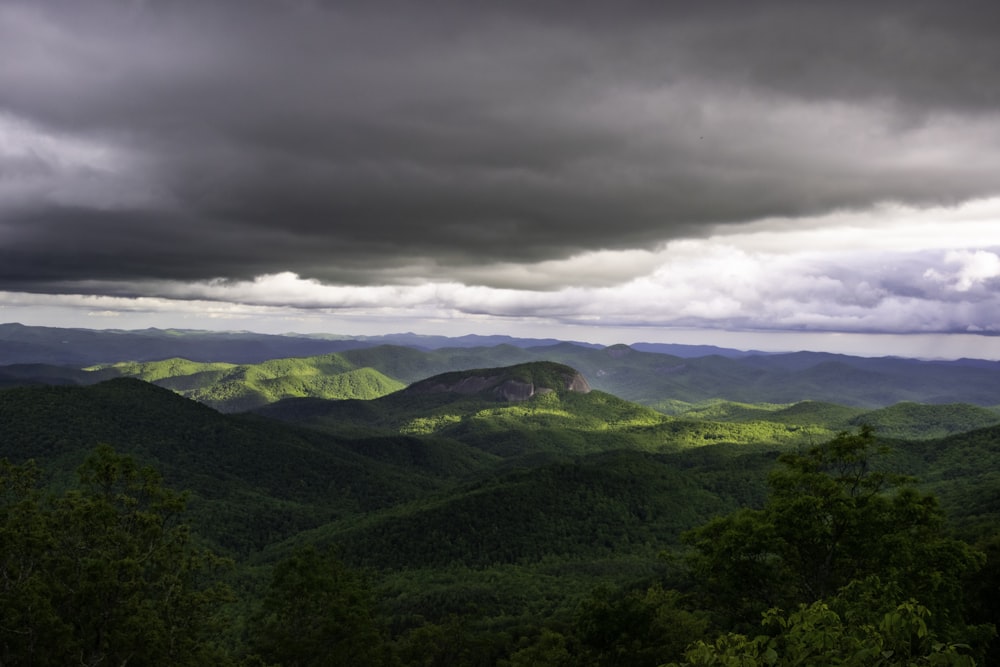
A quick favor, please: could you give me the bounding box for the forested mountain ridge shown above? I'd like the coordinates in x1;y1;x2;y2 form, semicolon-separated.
403;361;591;399
2;359;999;664
3;325;1000;665
0;322;375;365
0;322;602;365
89;355;406;411
6;323;1000;413
253;371;837;459
0;378;493;555
4;360;990;539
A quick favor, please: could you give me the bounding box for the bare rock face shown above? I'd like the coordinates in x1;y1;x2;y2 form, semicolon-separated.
496;379;537;402
492;373;590;401
565;373;592;394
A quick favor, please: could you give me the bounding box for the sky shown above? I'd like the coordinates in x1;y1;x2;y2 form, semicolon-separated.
3;1;1000;359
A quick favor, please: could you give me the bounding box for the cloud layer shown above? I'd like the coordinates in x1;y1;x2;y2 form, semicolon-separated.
2;1;1000;346
3;1;1000;288
5;201;1000;337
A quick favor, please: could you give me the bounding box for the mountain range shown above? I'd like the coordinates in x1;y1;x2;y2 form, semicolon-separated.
2;323;999;663
4;324;1000;412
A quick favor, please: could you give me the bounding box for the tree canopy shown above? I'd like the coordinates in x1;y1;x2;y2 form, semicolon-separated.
682;427;993;662
0;445;232;666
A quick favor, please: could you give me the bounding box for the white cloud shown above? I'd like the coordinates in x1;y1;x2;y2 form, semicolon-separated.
923;249;1000;293
946;250;1000;292
708;197;1000;255
7;246;995;336
4;198;1000;340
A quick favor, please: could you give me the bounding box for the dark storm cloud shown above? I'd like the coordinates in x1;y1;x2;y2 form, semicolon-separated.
2;0;1000;293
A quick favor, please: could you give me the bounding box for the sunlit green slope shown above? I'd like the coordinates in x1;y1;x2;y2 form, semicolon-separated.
88;354;405;411
850;401;1000;439
670;399;999;440
256;362;833;458
672;399;864;426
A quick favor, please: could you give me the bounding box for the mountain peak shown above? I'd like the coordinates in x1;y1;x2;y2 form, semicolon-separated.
404;361;591;402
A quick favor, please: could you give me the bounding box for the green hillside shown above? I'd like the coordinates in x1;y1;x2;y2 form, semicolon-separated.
3;363;1000;665
0;379;466;555
670;399;999;440
764;399;868;426
258;383;830;459
300;450;730;570
848;401;1000;440
331;342;1000;409
404;360;589;394
94;357;237;382
88;354;405;411
675;399;864;427
458;343;1000;408
10;339;1000;419
896;424;1000;540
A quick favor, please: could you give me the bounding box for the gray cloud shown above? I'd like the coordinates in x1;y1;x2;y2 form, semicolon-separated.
6;244;1000;337
2;0;1000;294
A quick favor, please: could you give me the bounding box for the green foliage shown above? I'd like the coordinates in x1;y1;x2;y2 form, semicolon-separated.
670;601;978;666
895;425;1000;540
12;329;1000;409
674;400;814;424
4;358;1000;666
574;584;711;666
405;360;584;394
319;450;727;571
272;383;831;462
684;427;988;646
92;354;405;412
965;533;1000;665
851;403;1000;440
0;446;233;666
763;400;868;428
673;400;1000;442
0;380;466;556
94;357;237;383
248;545;388;667
88;344;1000;422
503;628;576;667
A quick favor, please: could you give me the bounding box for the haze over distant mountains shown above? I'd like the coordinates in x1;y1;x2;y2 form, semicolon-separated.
0;322;752;365
3;324;1000;410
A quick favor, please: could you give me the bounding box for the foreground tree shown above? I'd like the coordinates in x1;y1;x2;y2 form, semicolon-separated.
683;427;990;649
0;445;233;666
670;600;976;666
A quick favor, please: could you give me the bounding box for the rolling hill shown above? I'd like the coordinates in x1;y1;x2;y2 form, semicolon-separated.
88;354;405;411
6;325;1000;413
3;359;999;662
253;362;838;458
0;378;487;555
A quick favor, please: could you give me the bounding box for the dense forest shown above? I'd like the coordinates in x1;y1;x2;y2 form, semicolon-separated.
2;334;999;665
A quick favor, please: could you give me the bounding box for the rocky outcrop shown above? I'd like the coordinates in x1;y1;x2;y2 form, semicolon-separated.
564;373;592;394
